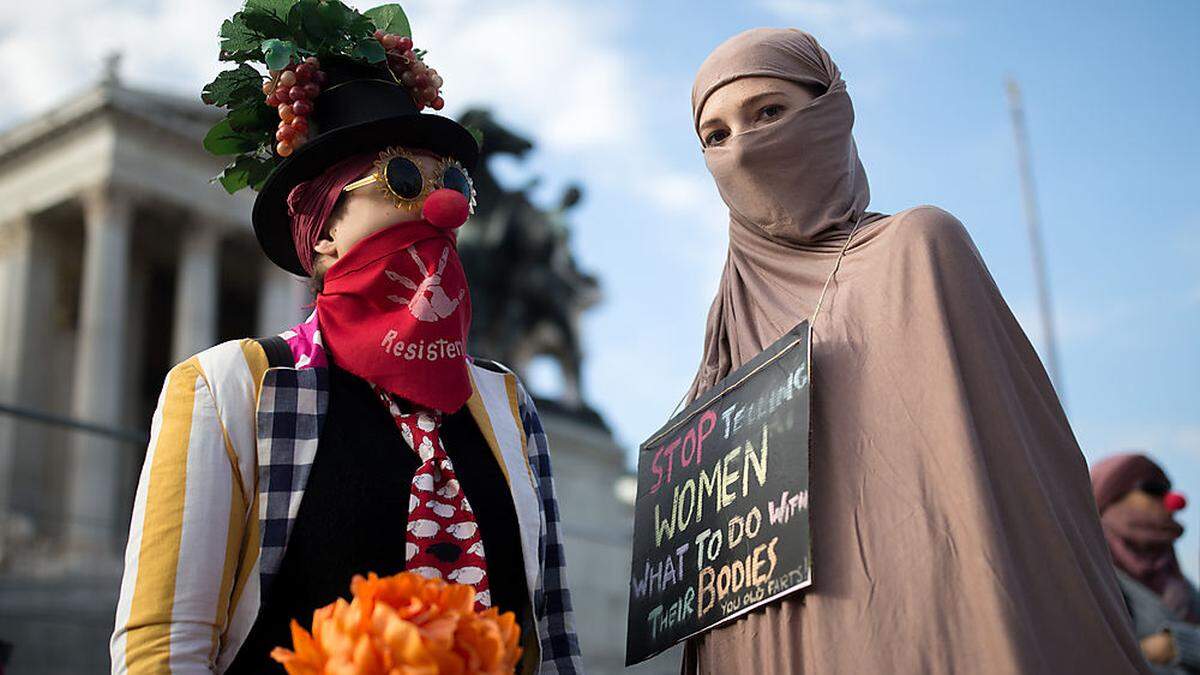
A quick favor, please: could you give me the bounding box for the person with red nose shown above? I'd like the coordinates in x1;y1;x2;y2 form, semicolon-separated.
111;11;584;672
1092;454;1200;673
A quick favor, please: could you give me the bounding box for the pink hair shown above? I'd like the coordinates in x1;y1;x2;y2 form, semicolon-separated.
286;152;378;275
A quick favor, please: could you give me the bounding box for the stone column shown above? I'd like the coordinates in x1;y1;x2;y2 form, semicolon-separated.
257;257;311;336
0;214;34;563
63;185;133;558
171;223;220;363
561;365;583;409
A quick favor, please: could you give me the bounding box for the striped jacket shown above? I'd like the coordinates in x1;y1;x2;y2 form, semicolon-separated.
111;317;583;673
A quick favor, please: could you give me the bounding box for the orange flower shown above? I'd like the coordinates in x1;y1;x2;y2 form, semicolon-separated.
453;608;522;675
271;572;522;675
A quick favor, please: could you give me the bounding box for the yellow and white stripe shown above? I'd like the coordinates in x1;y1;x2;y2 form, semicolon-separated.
111;341;267;674
467;366;545;607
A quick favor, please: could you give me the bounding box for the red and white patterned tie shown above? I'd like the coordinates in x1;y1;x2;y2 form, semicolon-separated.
376;390;491;609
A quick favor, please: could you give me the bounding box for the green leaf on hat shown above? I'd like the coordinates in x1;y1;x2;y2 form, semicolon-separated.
201;64;264;109
364;4;411;37
345;11;377;41
227;99;277;134
219;17;263;58
215;154;275;194
241;0;294;39
242;8;291;41
203;118;261;157
215;160;251;193
466;126;485;150
288;0;334;49
262;38;298;70
245;0;294;19
248;156;275;191
350;37;387;63
322;0;358;27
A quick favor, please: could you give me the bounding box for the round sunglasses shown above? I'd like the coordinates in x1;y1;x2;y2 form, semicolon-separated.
342;146;476;213
1139;480;1171;498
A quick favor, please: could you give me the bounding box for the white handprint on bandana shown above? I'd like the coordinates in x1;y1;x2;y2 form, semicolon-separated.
385;246;466;322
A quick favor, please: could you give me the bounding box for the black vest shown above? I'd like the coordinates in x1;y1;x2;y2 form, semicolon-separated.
227;363;529;673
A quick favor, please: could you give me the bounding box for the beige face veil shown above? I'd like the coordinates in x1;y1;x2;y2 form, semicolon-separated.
686;28;876;402
691;28;870;244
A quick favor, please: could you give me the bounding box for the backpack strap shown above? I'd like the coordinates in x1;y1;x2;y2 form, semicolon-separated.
255;335;293;368
470;357;514;375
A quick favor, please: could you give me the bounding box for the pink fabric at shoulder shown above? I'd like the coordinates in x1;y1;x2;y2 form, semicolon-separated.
281;310;328;370
681;28;1147;675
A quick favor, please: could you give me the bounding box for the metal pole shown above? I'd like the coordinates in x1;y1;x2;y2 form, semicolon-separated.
1006;77;1064;403
0;401;146;445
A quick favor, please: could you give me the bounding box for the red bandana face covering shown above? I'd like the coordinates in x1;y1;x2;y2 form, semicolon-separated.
316;220;473;412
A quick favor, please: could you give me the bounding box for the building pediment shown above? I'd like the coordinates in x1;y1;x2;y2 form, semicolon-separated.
0;78;252;230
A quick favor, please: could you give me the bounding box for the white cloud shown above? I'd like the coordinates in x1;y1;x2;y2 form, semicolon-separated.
758;0;915;43
637;170;711;215
0;0;238;126
391;0;637;152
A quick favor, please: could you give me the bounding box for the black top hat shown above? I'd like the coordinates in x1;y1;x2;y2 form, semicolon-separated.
252;58;479;276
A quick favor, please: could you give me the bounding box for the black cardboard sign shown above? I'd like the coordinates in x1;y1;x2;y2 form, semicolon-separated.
625;322;813;666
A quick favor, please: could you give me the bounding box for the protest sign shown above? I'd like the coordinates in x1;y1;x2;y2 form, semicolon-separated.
625;322;813;665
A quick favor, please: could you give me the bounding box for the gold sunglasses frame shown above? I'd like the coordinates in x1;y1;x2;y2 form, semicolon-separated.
342;146;477;214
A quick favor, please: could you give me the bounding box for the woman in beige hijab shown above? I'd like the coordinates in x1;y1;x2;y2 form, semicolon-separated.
681;28;1149;674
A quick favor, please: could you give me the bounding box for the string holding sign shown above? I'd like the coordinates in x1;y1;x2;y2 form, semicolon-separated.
809;214;864;329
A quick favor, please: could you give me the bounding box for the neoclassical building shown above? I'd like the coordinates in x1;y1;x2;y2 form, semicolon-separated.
0;62;674;674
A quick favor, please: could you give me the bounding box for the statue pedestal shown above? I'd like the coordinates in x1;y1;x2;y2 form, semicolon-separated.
0;572;120;674
539;406;682;674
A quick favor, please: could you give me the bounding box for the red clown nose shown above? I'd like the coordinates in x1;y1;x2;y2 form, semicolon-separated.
422;188;470;230
1164;491;1188;513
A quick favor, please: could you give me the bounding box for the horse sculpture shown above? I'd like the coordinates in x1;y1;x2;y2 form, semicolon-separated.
456;109;599;407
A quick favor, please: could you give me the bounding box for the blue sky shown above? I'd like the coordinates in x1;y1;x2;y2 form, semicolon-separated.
2;0;1196;576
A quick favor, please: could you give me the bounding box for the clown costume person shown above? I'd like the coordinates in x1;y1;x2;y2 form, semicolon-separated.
109;3;583;673
1092;454;1200;673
